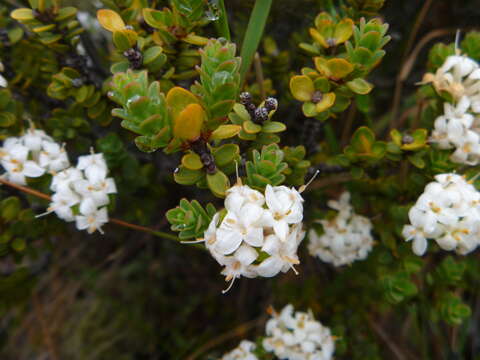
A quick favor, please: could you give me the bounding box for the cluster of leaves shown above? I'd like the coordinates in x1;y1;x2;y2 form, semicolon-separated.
291;12;390;119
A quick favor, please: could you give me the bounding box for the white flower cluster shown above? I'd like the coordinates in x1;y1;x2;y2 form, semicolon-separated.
403;173;480;256
221;340;258;360
0;127;117;235
45;153;116;234
308;191;374;267
0;127;69;185
425;55;480;165
203;183;305;292
263;304;335;360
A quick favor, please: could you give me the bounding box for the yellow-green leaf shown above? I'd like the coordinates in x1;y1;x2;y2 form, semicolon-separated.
97;9;125;32
210;125;241;140
182;153;204;170
327;58;354;79
346;78;373;95
334;18;353;44
166;86;200;120
290;75;314;102
10;8;34;21
315;92;336;113
173;103;205;141
207;171;230;198
309;28;328;48
243;120;262;134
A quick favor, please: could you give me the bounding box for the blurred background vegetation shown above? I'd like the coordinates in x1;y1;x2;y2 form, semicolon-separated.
1;0;480;359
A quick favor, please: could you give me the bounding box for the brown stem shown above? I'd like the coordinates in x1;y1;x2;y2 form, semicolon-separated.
32;293;59;360
253;52;266;100
185;317;265;360
367;315;410;360
389;0;433;127
0;177;178;241
388;27;459;132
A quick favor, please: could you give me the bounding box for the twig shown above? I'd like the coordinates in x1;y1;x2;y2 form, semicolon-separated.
367;315;409;360
388;27;459;132
185;317;265;360
341;103;357;146
307;173;352;191
0;177;178;241
389;0;433;127
32;293;59;360
253;52;266;100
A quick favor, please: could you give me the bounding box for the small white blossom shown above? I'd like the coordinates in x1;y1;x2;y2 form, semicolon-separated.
0;142;45;185
263;304;335;360
423;55;480;101
264;185;304;241
221;340;258;360
77;153;108;183
39;140;70;172
75;198;109;234
403;173;480;256
308;192;374;267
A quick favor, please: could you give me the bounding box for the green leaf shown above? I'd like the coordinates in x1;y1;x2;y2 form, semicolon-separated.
207;171;230;198
212;143;239;167
262;121;286;133
346;78;373;95
174;166;204;185
239;0;273;85
182;153;203;170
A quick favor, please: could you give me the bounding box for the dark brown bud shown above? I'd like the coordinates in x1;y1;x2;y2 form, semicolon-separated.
402;135;414;144
311;91;323;104
239;92;253;105
255;107;269;123
264;97;278;112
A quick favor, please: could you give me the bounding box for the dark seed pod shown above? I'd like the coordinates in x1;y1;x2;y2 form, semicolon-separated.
402;135;414;144
239;92;253;105
124;48;143;69
254;107;269;123
311;91;323;104
264;97;278;112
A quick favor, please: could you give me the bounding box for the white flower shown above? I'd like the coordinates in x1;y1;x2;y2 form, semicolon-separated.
263;304;335;360
75;198;109;234
22;128;53;153
77;153;108;183
221;340;258;360
39;140;70;172
256;224;304;277
423;55;480;101
403;173;480;255
214;202;266;254
0;143;45;185
73;176;117;207
50;167;83;192
308;191;374;267
264;185;304;241
44;188;81;222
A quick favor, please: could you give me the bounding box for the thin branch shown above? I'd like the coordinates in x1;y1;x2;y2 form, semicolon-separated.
0;177;178;242
253;52;266;100
185;317;265;360
367;315;410;360
32;293;59;360
307;173;352;192
388;28;458;132
389;0;433;126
